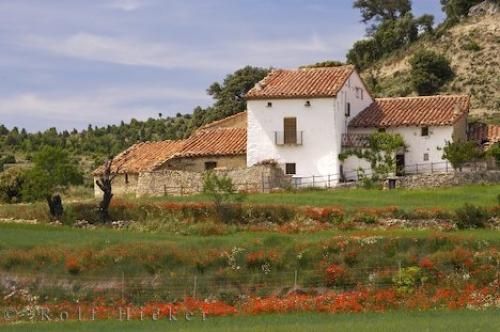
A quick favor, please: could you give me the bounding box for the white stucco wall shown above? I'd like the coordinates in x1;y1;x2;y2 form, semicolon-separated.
247;71;373;185
343;125;456;178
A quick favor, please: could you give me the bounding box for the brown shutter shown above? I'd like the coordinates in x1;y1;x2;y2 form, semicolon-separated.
283;117;297;144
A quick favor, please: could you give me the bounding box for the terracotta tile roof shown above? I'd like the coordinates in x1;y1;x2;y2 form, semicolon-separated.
173;128;247;158
93;140;184;175
199;111;247;130
469;123;500;144
349;95;470;128
245;65;355;100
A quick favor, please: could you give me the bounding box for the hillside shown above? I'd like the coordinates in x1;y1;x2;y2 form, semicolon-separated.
363;9;500;121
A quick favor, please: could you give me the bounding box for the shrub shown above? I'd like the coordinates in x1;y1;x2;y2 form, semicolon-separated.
203;172;245;224
392;266;424;294
409;50;454;95
454;203;489;229
65;256;81;275
303;207;344;223
0;167;26;203
325;264;348;287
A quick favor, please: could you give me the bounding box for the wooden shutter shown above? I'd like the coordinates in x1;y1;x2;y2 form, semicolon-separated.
283;117;297;144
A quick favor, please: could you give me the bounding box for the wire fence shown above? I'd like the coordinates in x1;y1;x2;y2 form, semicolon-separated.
3;262;498;304
129;160;493;196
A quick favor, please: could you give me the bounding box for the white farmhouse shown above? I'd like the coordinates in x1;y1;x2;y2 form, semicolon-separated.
345;95;470;178
245;65;373;185
245;65;470;185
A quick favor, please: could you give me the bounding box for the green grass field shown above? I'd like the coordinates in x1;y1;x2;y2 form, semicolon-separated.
145;184;500;209
1;311;499;332
1;222;499;249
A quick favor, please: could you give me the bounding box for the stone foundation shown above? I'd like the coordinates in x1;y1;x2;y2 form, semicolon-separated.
136;164;290;197
395;170;500;189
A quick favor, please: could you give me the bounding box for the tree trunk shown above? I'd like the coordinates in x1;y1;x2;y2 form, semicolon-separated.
46;194;64;219
98;187;113;223
95;158;117;223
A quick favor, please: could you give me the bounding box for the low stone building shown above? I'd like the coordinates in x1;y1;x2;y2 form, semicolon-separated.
93;114;248;197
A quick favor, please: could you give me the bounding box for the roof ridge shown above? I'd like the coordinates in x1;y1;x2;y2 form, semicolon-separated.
375;94;469;101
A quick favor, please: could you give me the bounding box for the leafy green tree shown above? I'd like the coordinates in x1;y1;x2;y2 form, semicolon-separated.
205;66;269;120
339;132;406;182
203;172;245;224
442;141;483;171
440;0;482;23
300;61;345;68
22;146;83;218
0;167;26;203
486;143;500;164
354;0;411;25
409;50;454;95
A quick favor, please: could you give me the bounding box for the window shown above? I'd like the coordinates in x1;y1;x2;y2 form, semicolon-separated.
304;100;311;107
345;102;351;117
423;153;429;161
378;128;386;133
266;102;273;108
285;163;296;175
204;161;217;171
283;117;297;144
421;127;429;136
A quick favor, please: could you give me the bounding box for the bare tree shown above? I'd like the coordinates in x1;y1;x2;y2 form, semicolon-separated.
95;158;119;223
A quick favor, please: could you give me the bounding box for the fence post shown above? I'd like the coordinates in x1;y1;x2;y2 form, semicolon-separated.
261;173;265;193
294;269;298;292
121;271;125;303
193;275;197;299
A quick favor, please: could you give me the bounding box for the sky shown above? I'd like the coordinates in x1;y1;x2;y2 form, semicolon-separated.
0;0;444;132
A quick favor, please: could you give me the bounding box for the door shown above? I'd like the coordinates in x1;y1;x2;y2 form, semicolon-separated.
396;154;405;176
283;117;297;144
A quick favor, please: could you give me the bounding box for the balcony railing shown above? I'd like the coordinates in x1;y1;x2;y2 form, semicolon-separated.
275;131;303;146
342;133;370;148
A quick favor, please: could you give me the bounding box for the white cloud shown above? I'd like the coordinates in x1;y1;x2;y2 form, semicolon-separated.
0;87;211;129
22;32;356;72
106;0;148;12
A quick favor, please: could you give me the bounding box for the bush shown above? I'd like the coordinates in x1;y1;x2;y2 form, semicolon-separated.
0;167;26;203
409;50;454;95
203;172;245;224
454;203;489;229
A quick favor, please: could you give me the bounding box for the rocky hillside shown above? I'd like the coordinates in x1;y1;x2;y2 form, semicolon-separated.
363;2;499;121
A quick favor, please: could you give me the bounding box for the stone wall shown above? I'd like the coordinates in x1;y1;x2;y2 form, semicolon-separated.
94;173;138;197
396;170;500;189
163;155;246;173
136;164;291;197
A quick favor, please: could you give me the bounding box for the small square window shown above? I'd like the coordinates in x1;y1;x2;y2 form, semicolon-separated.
421;127;429;136
423;153;429;161
305;100;311;107
266;102;273;108
285;163;296;175
205;161;217;171
378;128;386;133
345;103;351;117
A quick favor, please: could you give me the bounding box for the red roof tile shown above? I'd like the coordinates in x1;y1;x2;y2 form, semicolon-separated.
469;123;500;143
199;111;247;130
174;128;246;158
245;66;354;100
349;95;470;128
93;140;185;175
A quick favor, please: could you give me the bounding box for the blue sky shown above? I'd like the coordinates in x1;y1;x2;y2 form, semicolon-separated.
0;0;444;132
